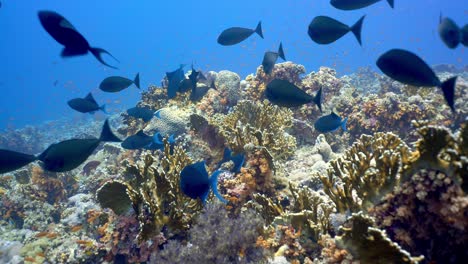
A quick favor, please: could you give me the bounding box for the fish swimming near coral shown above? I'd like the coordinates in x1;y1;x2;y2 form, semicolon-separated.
330;0;393;10
38;10;118;69
127;106;154;122
0;149;37;174
37;119;121;172
438;16;466;49
217;21;264;46
189;64;200;92
166;64;185;99
121;130;154;150
376;49;457;112
145;132;175;151
67;93;106;114
314;111;348;133
190;81;217;102
99;73;140;93
262;42;286;74
265;79;322;112
180;161;227;204
308;15;365;46
218;148;245;173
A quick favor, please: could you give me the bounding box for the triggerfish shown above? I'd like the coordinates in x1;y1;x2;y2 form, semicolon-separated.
37;119;121;172
217;21;263;46
265;79;322;112
166;64;185;99
376;49;457;112
330;0;393;10
126;106;154;122
438;16;466;49
314;111;348;133
218;148;245;173
308;15;365;46
0;149;37;174
180;161;227;204
38;10;118;69
99;73;140;93
67;93;106;114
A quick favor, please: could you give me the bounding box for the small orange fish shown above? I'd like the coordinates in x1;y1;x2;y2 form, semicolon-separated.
35;231;49;238
70;225;83;232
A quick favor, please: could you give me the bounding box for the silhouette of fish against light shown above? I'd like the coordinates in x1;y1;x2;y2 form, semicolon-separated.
217;21;264;46
330;0;393;10
377;49;457;112
0;149;37;174
265;79;322;112
190;81;217;102
37;119;121;172
314;111;348;133
308;15;365;46
127;106;154;122
438;16;466;49
166;65;185;99
180;161;227;204
121;130;154;150
38;10;118;69
262;43;286;74
67;93;106;114
99;73;140;93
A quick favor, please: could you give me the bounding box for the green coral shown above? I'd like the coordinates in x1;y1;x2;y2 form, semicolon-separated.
211;100;296;160
335;212;423;264
320;132;411;213
97;139;203;242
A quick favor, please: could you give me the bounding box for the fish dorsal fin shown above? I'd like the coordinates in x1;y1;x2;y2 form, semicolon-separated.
99;119;122;142
136;130;147;137
84;93;97;104
278;42;286;61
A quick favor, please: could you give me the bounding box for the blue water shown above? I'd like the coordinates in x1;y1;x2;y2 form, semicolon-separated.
0;0;466;129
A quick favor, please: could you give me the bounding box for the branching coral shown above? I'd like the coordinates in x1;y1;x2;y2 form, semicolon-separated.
335;212;423;264
211;100;296;160
320;132;411;213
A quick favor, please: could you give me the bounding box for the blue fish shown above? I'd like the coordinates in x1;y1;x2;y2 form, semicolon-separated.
67;93;106;114
314;112;348;133
218;148;245;173
145;133;175;150
217;21;263;46
127;106;154;122
180;161;227;204
166;64;185;99
308;15;365;46
330;0;393;10
262;42;286;74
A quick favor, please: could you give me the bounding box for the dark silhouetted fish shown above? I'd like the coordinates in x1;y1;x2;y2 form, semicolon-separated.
218;148;245;173
0;150;37;174
330;0;393;10
314;111;348;133
166;65;185;99
178;78;193;93
438;16;464;49
377;49;457;112
217;21;263;46
180;161;227;204
121;130;154;150
189;64;199;92
262;42;286;74
127;106;154;122
190;81;217;102
265;79;322;112
67;93;106;114
37;119;121;172
38;10;118;69
462;24;468;46
145;133;175;151
308;15;365;46
99;73;140;93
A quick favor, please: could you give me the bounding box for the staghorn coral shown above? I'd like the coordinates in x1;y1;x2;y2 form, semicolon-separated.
211;100;296;160
320;132;412;213
151;203;269;264
335;212;423;264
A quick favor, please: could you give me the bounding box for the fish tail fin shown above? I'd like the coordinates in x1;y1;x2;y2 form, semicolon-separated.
154;109;163;119
255;21;264;39
387;0;394;8
209;170;228;203
278;42;286;61
313;87;323;113
134;73;140;89
341;117;348;132
89;47;119;69
440;76;457;112
153;132;163;145
99;119;122;142
350;15;365;46
100;104;108;114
